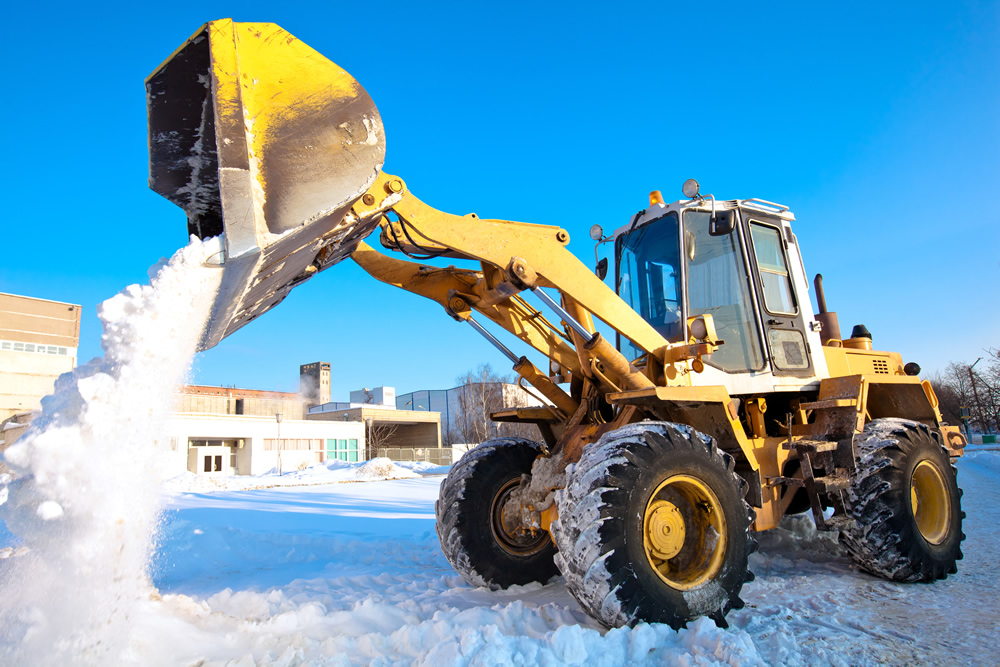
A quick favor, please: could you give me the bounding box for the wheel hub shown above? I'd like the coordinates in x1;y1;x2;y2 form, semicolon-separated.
646;500;686;560
643;474;727;591
910;460;951;545
490;478;551;556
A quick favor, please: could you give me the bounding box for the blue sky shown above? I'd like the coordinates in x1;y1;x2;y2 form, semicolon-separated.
2;2;998;397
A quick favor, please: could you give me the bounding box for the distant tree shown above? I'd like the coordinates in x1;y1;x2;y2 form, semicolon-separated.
976;349;1000;433
933;351;1000;434
448;364;539;446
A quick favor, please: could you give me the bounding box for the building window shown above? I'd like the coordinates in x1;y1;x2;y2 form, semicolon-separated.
0;339;70;356
325;438;359;462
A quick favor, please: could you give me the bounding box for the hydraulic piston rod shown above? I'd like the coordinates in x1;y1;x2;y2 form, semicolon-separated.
466;318;520;364
532;288;597;343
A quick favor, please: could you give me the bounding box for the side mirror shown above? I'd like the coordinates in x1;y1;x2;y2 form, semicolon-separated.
709;209;736;236
595;257;608;280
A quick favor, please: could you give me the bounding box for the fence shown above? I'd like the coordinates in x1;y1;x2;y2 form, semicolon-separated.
376;447;454;466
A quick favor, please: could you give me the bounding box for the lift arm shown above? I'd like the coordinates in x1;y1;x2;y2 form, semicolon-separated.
348;172;663;398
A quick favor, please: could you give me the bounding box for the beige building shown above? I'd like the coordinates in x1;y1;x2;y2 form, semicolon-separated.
0;292;81;422
177;384;305;419
308;404;442;461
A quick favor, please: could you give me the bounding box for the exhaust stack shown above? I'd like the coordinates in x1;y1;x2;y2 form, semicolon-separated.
813;274;842;344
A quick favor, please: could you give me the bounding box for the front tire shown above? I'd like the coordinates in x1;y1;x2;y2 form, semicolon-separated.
841;419;964;581
435;437;558;589
552;422;755;629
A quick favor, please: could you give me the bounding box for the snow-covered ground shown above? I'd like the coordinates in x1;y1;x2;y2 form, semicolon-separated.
2;237;997;665
3;452;998;664
59;448;999;665
161;457;446;494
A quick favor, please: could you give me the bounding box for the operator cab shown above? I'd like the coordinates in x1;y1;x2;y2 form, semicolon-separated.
606;179;826;391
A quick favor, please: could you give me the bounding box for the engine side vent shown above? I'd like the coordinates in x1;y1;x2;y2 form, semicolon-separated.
873;359;890;374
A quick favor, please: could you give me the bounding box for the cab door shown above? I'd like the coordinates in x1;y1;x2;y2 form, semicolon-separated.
745;217;813;377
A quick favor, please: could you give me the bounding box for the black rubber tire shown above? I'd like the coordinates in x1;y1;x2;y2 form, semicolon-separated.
551;422;755;629
435;437;559;589
841;419;964;582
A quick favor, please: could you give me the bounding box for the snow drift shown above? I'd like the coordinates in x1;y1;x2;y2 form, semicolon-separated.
0;237;223;664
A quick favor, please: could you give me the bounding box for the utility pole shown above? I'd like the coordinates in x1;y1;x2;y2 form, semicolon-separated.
969;358;985;437
366;417;373;461
276;413;284;475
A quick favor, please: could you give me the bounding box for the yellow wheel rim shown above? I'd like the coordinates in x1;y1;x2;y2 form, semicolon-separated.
910;460;951;545
643;474;727;591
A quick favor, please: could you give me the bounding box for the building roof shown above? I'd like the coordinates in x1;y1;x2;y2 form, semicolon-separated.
180;385;300;400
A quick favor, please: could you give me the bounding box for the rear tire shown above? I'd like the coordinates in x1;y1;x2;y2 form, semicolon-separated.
841;419;964;581
435;437;558;589
552;422;755;629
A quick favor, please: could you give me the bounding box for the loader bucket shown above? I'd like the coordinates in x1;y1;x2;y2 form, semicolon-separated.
147;19;385;349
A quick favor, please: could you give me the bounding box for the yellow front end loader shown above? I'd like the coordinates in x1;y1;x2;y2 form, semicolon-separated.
147;20;966;629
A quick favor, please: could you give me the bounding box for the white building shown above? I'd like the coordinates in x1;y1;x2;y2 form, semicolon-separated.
163;413;365;477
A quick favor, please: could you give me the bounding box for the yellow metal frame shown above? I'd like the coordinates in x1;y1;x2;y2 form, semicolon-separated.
347;169;956;533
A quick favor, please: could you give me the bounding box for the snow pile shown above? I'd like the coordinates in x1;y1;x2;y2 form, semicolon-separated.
0;237;223;665
163;457;433;493
394;460;454;476
142;591;766;665
354;457;420;481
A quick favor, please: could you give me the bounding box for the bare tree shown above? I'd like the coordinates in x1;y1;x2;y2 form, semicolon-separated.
932;351;1000;435
448;364;542;446
365;417;399;459
974;349;1000;433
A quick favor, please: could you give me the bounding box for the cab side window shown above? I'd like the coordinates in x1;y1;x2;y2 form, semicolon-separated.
749;223;796;315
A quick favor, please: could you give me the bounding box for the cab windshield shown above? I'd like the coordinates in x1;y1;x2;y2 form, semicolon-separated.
616;212;682;359
683;210;763;372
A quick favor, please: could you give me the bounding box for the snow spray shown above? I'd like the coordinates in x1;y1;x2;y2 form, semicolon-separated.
0;237;223;664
